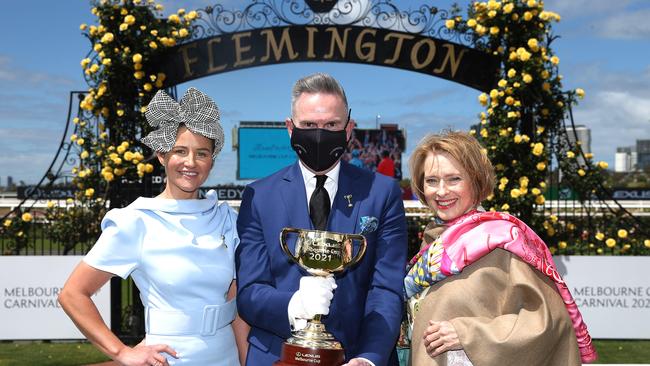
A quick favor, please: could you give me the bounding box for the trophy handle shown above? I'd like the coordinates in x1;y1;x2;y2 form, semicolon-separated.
345;234;367;267
280;227;301;264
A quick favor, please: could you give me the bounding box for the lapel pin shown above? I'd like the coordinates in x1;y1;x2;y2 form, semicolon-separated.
344;194;353;208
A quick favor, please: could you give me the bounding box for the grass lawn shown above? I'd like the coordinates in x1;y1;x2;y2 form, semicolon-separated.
0;341;109;366
0;340;649;365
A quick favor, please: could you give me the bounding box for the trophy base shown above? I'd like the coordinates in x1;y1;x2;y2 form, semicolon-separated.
274;320;345;366
274;343;345;366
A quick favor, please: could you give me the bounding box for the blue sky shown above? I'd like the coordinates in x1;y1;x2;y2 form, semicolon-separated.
1;0;649;186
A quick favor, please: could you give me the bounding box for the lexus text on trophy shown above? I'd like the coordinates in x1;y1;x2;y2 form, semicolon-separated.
276;228;367;366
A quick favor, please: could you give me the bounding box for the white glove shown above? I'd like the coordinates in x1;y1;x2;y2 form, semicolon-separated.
288;275;337;321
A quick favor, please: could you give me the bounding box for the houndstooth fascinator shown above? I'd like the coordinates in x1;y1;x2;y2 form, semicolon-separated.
141;87;225;158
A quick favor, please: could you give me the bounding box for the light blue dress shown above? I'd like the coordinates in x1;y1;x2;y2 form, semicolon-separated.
84;190;240;365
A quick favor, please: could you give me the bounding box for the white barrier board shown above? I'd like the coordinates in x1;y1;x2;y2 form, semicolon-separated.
554;255;650;339
0;256;110;339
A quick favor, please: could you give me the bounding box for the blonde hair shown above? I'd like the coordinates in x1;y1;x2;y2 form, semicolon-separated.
409;130;495;207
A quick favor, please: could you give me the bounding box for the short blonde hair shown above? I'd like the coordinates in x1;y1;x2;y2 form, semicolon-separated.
409;130;495;207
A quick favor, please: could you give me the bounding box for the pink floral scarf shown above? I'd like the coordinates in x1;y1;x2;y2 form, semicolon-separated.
406;210;597;363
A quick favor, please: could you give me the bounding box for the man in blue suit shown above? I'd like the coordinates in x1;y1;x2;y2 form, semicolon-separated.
236;73;407;366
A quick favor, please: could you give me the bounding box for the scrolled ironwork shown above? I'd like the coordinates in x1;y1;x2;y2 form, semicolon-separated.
187;0;475;46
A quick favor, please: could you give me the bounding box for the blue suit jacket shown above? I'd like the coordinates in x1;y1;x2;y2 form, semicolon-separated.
236;161;407;366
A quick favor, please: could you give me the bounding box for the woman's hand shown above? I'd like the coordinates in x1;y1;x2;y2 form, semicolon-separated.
115;342;177;366
422;320;462;358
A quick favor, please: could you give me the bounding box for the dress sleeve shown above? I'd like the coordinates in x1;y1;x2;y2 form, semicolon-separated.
223;204;240;280
83;208;144;279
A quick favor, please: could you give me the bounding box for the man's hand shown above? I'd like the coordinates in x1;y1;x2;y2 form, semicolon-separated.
288;275;337;320
423;320;462;358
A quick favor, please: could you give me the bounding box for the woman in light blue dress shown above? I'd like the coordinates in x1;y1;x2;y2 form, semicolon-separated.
59;88;248;366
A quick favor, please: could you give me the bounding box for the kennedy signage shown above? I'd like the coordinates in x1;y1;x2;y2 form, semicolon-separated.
154;25;498;92
0;256;110;340
554;255;650;339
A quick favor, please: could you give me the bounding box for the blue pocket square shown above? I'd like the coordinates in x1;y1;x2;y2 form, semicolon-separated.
359;216;378;235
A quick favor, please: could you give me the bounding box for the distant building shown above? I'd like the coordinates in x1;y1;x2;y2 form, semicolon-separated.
615;147;633;172
566;125;591;166
7;176;13;189
637;139;650;170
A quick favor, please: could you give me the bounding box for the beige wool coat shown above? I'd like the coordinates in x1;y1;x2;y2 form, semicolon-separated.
410;248;581;366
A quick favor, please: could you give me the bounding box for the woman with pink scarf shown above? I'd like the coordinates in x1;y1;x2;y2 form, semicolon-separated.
403;131;597;365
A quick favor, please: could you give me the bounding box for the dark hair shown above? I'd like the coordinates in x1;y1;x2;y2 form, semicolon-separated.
291;73;348;117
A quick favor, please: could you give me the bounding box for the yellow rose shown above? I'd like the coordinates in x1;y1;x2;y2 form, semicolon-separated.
527;38;539;50
102;58;112;66
645;239;650;248
578;169;586;176
124;14;136;25
178;28;189;38
134;71;145;80
503;3;514;13
80;151;89;159
145;163;155;173
576;88;585;99
507;68;516;78
510;188;522;198
501;203;510;211
551;56;560;65
585;153;593;159
513;134;522;143
445;19;455;29
605;238;616;248
523;11;533;21
186;10;198;20
536;162;546;171
535;195;545;205
22;212;33;222
596;248;603;254
558;241;567;249
467;18;477;28
85;188;95;197
47;201;56;209
3;219;12;227
595;232;604;241
478;93;488;106
522;73;533;83
490;26;499;35
144;83;153;91
488;10;497;18
617;229;628;239
149;41;158;49
119;23;128;31
532;142;544;156
132;53;143;64
76;138;85;145
103;172;115;182
598;161;609;169
100;32;114;43
527;0;537;7
567;151;575;158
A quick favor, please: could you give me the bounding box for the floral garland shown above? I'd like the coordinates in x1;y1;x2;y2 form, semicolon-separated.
444;0;649;255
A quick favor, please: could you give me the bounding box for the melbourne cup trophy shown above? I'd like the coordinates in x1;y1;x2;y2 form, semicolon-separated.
276;228;367;366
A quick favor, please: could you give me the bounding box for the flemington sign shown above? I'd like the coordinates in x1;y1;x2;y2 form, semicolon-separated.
152;1;499;92
156;25;497;92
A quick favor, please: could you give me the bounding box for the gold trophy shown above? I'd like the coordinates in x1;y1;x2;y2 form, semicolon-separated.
275;228;367;366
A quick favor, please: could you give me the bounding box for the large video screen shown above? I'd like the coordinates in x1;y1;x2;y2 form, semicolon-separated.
237;126;405;181
342;128;406;180
237;127;295;180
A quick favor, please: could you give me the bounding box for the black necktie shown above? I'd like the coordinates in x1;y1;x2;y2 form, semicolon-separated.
310;175;330;231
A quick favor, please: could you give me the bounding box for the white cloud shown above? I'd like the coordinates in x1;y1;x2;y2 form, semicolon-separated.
598;9;650;39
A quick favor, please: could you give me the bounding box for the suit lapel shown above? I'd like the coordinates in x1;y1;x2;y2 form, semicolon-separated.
280;163;312;230
329;162;361;234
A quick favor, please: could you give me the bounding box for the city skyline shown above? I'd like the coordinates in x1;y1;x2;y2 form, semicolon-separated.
1;0;649;186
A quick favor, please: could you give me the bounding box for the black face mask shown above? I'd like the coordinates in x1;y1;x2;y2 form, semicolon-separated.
290;109;351;172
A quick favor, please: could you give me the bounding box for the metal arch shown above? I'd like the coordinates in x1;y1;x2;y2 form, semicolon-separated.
187;0;475;46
